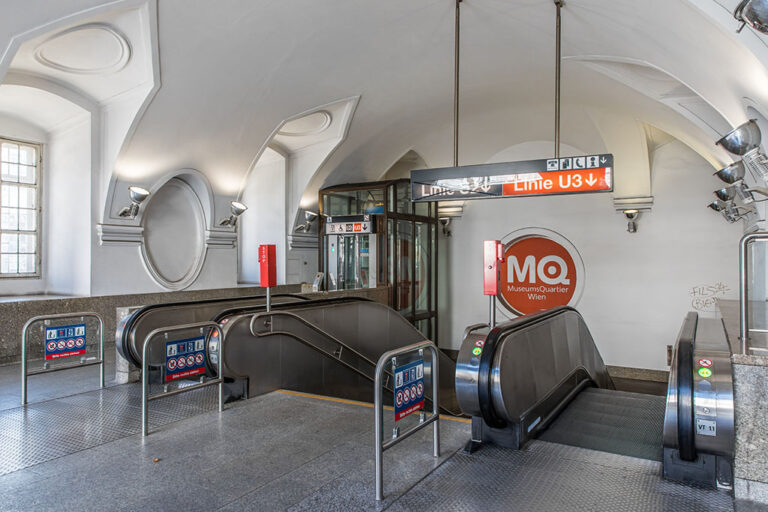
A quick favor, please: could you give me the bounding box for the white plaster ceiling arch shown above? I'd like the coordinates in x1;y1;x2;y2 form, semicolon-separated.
0;83;88;133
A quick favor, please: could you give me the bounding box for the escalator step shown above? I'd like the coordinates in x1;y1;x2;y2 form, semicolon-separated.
538;389;666;461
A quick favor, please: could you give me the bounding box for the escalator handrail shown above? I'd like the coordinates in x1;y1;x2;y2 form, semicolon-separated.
477;306;599;430
248;309;380;369
117;292;311;362
676;311;698;462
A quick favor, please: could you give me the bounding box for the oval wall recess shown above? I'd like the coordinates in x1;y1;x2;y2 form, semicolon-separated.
140;178;206;290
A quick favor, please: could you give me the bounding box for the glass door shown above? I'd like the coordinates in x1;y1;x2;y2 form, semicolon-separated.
338;235;358;290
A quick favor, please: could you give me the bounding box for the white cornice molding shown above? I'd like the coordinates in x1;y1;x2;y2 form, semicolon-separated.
206;229;237;249
97;223;143;245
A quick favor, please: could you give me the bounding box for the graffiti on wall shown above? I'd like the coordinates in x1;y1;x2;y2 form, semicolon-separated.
690;283;730;312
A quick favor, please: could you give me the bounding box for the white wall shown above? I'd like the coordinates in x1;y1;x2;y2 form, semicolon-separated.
441;140;742;371
239;153;287;285
47;118;91;295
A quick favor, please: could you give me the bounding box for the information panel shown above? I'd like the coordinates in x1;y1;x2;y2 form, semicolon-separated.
411;154;613;202
45;323;86;360
165;337;206;382
394;359;425;421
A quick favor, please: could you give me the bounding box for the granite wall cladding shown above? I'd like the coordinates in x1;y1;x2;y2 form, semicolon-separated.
0;285;389;366
734;360;768;501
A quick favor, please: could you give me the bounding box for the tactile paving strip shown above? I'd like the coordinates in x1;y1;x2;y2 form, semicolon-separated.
388;441;734;512
0;382;219;476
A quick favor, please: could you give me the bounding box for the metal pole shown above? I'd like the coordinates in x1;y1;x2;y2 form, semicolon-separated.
218;326;224;412
489;296;496;328
374;355;384;501
98;317;105;389
21;327;28;405
554;0;563;159
431;345;440;458
453;0;461;167
266;287;272;312
142;337;150;437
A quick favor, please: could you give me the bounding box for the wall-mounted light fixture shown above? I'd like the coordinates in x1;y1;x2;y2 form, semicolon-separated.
439;217;452;237
735;0;768;34
219;201;247;227
716;119;762;156
623;209;639;233
118;186;150;218
707;198;756;223
294;210;319;233
714;161;746;184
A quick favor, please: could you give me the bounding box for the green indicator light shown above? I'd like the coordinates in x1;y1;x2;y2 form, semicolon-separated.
698;367;712;378
472;347;482;356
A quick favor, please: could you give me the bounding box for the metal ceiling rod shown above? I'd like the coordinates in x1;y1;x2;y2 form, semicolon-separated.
554;0;564;159
454;0;462;167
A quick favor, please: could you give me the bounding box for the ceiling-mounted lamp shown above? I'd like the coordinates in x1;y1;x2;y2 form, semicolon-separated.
623;209;639;233
735;0;768;34
716;119;762;156
118;186;150;218
219;201;247;227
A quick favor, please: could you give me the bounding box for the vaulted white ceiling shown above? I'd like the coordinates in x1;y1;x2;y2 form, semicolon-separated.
1;0;768;212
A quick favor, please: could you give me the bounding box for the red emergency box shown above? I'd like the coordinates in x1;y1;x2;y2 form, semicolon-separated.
258;244;277;287
483;240;504;296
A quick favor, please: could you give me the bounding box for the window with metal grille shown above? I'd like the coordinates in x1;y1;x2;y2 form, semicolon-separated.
0;138;41;277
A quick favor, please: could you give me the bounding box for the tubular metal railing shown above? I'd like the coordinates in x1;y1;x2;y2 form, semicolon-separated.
739;231;768;354
21;312;105;405
141;321;224;436
374;340;440;501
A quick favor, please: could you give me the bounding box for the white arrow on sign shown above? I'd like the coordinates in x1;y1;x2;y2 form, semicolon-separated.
600;156;607;164
585;174;597;186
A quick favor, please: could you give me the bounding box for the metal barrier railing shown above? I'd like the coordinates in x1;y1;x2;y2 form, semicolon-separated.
739;231;768;354
21;312;105;405
141;321;224;436
374;340;440;501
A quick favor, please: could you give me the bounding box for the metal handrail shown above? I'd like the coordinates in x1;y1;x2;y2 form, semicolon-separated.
249;310;379;368
375;340;440;501
739;231;768;354
141;321;224;436
21;312;104;405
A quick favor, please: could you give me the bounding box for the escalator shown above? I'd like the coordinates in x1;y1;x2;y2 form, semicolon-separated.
455;306;734;489
116;295;462;415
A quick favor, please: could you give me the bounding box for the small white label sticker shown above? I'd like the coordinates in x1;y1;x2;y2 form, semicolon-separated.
696;418;717;437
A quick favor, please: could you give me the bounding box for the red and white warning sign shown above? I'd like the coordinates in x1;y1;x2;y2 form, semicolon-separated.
195;353;204;365
416;382;424;397
186;355;195;366
75;338;85;348
66;339;75;349
168;358;178;370
177;357;186;369
698;359;713;368
57;340;66;350
404;388;411;403
396;391;404;407
47;341;56;351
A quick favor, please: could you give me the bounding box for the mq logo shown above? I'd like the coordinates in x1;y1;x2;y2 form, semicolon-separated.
498;229;584;316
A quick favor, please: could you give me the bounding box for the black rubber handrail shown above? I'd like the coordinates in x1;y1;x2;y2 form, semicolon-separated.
477;306;581;429
117;292;326;364
676;312;698;462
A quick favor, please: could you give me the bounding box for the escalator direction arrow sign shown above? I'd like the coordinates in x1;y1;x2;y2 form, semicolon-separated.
411;154;613;202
